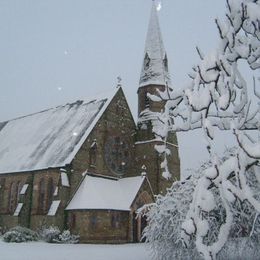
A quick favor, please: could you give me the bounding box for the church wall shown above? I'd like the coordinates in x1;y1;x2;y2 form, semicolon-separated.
0;172;32;229
69;88;137;197
67;210;129;243
0;168;70;231
30;168;68;231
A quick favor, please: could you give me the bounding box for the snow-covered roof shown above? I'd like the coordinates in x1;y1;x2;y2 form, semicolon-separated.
139;2;171;87
0;88;119;174
66;175;146;211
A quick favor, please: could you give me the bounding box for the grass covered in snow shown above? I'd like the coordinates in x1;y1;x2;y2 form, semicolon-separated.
0;240;151;260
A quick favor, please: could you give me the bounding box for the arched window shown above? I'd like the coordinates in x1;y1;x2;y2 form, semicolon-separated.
0;178;5;211
46;178;54;211
144;92;150;109
38;178;45;214
89;140;97;167
111;212;120;228
163;54;168;72
16;181;23;203
70;213;76;229
8;182;16;214
89;213;98;230
144;53;150;70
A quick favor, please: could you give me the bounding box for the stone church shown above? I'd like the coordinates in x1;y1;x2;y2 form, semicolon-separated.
0;2;180;243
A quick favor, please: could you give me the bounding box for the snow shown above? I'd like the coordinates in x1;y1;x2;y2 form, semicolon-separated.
53;186;58;196
60;172;70;187
47;200;61;216
66;175;145;211
182;219;196;235
0;88;119;174
0;240;150;260
139;2;170;87
13;203;23;216
20;184;29;195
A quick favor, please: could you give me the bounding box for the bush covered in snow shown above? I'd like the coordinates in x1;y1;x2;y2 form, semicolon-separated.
39;226;79;244
3;226;38;243
39;225;61;243
57;230;79;244
144;150;260;259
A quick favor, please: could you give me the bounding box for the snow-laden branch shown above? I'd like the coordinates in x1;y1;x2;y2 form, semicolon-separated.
144;0;260;259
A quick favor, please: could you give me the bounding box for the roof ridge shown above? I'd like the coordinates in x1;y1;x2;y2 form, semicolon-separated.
1;87;119;124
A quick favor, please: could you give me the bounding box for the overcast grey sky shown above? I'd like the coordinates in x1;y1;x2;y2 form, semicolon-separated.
0;0;234;176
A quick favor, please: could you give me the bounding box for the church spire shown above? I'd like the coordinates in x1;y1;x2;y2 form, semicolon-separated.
139;1;171;88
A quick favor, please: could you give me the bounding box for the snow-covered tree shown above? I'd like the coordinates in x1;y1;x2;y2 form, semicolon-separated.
143;0;260;259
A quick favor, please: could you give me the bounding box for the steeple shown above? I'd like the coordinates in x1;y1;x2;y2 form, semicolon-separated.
139;1;171;88
135;1;180;195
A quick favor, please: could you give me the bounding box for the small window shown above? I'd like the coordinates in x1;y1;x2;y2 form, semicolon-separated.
8;182;17;214
89;140;97;167
38;178;45;214
16;181;23;203
111;212;120;228
46;178;54;211
89;213;98;230
0;178;5;208
144;93;150;109
70;213;76;229
144;53;150;70
163;55;168;72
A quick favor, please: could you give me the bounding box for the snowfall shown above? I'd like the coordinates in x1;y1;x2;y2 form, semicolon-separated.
0;239;151;260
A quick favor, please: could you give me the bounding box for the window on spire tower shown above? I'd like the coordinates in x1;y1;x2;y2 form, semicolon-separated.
144;53;150;70
163;55;168;72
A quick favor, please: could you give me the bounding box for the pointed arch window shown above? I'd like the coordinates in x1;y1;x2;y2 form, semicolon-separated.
144;53;150;70
16;181;23;203
144;92;150;109
46;178;54;211
111;212;121;228
8;182;17;214
89;140;97;167
0;178;5;211
38;178;45;214
163;54;168;72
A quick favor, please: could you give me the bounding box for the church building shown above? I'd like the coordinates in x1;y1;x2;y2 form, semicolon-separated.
0;2;180;243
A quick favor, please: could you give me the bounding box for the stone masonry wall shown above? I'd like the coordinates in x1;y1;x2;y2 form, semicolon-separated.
69;88;137;197
67;210;129;243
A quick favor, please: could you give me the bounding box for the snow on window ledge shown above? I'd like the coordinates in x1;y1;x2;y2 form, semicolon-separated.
53;186;58;196
20;184;29;195
13;203;23;216
47;200;61;216
60;171;70;187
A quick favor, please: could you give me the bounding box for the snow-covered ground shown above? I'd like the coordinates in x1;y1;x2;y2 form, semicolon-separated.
0;240;151;260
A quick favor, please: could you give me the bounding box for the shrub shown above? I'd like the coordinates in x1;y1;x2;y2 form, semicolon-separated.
3;226;38;243
39;226;79;244
55;230;79;244
39;225;61;243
